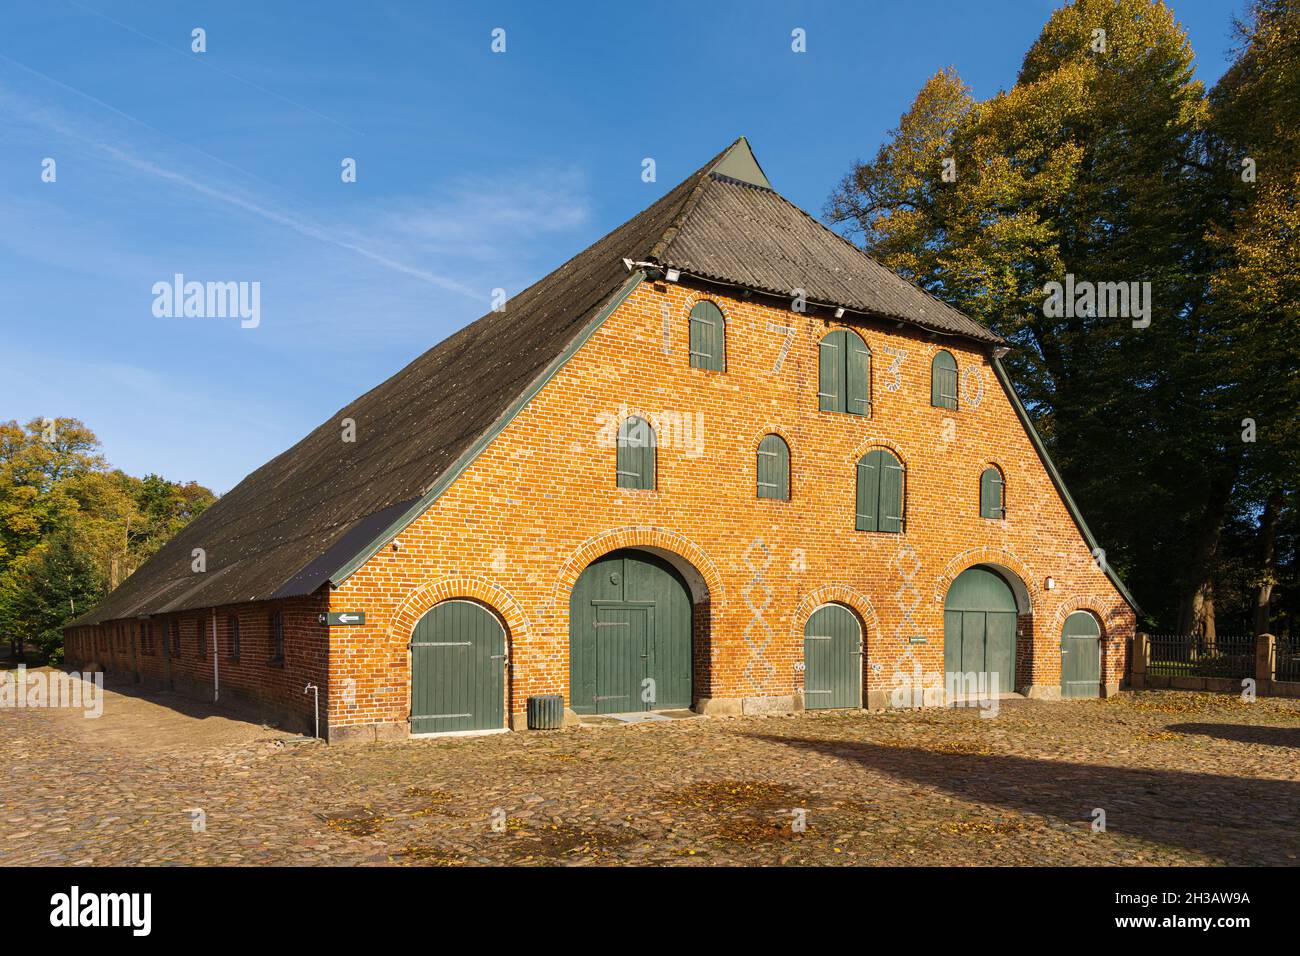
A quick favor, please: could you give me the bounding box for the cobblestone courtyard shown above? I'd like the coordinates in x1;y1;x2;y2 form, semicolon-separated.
5;671;1300;866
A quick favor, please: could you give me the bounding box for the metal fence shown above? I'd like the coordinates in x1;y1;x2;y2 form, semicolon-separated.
1147;634;1256;679
1278;637;1300;684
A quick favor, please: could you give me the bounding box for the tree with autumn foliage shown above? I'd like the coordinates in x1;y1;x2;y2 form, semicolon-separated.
828;0;1297;636
0;418;215;661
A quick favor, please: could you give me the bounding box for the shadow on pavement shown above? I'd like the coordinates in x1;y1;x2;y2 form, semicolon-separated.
745;733;1300;865
1168;722;1300;749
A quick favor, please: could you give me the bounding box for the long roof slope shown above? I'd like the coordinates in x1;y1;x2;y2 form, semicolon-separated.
74;138;1011;625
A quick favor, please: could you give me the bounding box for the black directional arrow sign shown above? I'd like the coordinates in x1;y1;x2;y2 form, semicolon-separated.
319;611;366;626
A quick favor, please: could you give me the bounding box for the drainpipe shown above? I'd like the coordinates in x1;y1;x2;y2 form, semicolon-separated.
304;683;319;739
211;609;219;703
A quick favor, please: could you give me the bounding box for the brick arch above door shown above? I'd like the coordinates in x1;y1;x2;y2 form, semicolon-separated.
790;584;880;647
388;576;532;649
933;547;1041;613
553;527;726;610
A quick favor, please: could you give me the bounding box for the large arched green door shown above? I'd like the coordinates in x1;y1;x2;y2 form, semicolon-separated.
1061;611;1102;698
944;566;1018;695
803;604;863;709
569;550;693;714
410;600;506;734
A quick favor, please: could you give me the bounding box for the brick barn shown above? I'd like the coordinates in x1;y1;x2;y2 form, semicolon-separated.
66;138;1138;743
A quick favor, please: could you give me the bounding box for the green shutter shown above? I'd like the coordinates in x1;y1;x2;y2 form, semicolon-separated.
821;330;871;417
979;467;1004;519
689;301;725;371
617;416;656;490
858;450;903;533
932;351;958;409
878;452;904;533
818;330;845;412
846;333;871;417
856;451;880;531
757;434;790;500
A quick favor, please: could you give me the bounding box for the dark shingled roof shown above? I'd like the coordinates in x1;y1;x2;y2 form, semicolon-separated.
73;137;1003;626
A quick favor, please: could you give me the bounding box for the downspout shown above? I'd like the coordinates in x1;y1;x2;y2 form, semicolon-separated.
304;683;319;739
210;608;219;703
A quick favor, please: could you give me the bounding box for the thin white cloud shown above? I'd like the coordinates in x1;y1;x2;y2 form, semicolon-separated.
0;77;481;297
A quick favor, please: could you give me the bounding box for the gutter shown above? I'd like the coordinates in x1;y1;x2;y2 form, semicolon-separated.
989;354;1142;615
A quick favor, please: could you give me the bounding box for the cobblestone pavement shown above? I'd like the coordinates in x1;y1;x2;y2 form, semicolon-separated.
4;671;1300;866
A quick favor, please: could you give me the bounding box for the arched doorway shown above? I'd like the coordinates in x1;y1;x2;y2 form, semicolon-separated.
943;566;1019;696
410;600;506;734
803;603;863;709
1061;611;1102;698
569;549;693;715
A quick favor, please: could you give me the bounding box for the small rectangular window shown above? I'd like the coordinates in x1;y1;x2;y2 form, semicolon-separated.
270;611;285;663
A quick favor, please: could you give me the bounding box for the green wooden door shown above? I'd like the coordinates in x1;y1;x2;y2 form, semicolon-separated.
570;550;692;714
1061;611;1101;699
943;566;1018;696
592;605;653;712
803;604;862;709
410;600;505;734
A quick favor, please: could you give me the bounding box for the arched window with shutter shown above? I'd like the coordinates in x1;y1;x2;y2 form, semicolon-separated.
616;415;657;490
931;350;958;409
818;329;871;416
979;466;1005;519
688;300;726;371
756;434;790;500
856;449;904;533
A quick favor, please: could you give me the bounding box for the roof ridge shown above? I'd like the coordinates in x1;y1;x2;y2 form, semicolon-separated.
646;137;744;263
708;170;776;192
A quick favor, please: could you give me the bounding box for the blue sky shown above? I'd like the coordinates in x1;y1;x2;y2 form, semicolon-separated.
1;0;1241;492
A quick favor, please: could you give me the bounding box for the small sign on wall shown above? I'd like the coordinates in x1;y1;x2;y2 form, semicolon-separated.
319;611;366;626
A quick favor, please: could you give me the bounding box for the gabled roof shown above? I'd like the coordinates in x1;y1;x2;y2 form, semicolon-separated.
651;139;1000;345
72;138;1044;627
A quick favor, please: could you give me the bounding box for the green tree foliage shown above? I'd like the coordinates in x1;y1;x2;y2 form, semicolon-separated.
1200;0;1300;636
0;418;215;661
828;0;1296;633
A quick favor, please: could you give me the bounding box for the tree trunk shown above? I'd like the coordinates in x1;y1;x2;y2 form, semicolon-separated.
1252;486;1284;636
1177;457;1241;636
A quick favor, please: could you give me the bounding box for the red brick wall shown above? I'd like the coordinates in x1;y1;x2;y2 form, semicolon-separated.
329;278;1135;732
65;595;327;734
